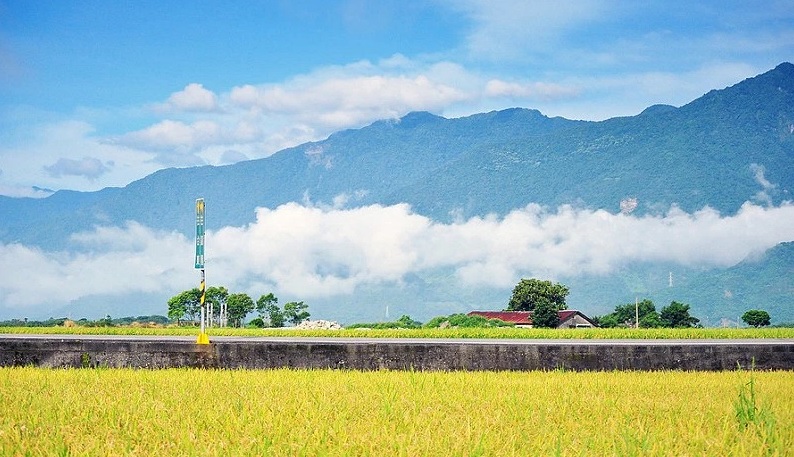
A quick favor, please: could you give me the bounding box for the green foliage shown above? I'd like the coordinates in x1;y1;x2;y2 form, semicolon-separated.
422;316;449;328
601;299;659;328
0;317;66;327
283;301;310;326
507;279;569;312
742;309;771;327
226;293;255;327
396;315;422;328
531;302;560;328
422;314;512;328
256;293;284;328
167;288;201;324
598;299;698;329
205;286;228;320
2;324;794;339
248;317;265;328
347;315;423;329
638;312;663;328
734;372;779;451
660;301;700;328
80;352;91;369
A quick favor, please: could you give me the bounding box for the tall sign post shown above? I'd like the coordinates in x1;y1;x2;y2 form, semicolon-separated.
195;198;210;344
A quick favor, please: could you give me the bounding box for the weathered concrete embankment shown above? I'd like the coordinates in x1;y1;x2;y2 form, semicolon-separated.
2;336;793;370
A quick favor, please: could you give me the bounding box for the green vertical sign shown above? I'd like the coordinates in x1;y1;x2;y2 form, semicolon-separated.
195;198;205;269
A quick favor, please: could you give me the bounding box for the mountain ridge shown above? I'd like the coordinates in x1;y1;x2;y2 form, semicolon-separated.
1;63;793;324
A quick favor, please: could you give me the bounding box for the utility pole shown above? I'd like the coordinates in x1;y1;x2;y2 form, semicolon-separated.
195;198;209;344
635;297;639;329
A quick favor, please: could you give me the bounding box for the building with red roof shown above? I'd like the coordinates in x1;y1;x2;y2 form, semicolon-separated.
467;310;596;328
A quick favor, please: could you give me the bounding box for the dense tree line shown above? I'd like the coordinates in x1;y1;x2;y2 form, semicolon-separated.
594;299;701;328
167;287;310;328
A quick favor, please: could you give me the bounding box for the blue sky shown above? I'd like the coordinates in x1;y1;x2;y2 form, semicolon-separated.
1;0;793;197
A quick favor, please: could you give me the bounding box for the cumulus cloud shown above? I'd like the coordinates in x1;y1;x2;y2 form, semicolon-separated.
230;73;469;129
0;120;160;196
6;200;791;312
43;156;111;180
160;83;219;112
0;223;194;308
485;79;580;100
119;119;222;151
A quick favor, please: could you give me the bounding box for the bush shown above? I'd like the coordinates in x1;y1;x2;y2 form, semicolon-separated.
424;314;513;328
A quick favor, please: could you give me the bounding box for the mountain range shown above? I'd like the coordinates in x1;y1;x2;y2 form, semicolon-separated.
1;62;793;324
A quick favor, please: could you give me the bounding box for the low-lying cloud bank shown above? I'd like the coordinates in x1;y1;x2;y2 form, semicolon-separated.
1;201;792;311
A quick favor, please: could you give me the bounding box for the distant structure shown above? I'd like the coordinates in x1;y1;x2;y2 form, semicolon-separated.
669;271;673;288
467;310;597;329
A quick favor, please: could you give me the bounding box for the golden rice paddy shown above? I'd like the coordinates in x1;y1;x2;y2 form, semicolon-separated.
1;367;791;456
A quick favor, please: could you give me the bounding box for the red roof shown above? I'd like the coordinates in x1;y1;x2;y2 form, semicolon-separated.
468;311;532;324
557;310;577;322
468;310;595;326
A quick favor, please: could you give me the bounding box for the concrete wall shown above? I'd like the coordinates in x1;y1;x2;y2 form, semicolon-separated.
2;337;793;371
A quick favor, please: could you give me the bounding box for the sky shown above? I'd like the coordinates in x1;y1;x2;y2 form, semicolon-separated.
1;0;793;197
1;0;794;319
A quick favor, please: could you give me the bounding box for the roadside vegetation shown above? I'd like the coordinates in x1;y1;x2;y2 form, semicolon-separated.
2;324;793;339
2;277;787;337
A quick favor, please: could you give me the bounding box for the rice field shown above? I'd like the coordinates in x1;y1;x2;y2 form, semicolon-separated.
3;325;794;339
1;367;791;456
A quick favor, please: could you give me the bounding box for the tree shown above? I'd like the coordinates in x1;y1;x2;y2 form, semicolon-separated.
660;301;700;328
226;293;255;327
396;315;422;328
620;299;659;328
593;313;620;328
256;293;284;328
167;297;186;326
283;301;310;326
507;279;569;312
742;309;771;327
531;301;560;328
596;299;660;328
206;286;228;324
167;288;202;325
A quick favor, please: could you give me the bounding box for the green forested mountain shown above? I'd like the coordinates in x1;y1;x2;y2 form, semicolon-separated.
2;62;792;249
656;242;794;325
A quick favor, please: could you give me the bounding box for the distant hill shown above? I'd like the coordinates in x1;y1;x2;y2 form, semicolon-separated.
2;62;792;250
1;63;793;324
653;241;794;325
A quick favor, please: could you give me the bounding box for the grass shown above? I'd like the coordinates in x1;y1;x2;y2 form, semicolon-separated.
0;368;791;456
1;325;794;339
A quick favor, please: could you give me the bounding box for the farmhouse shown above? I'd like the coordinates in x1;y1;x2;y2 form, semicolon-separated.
467;310;597;329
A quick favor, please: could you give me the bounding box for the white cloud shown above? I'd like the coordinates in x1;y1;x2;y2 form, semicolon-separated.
750;163;778;207
0;223;193;308
2;200;792;312
161;83;219;112
485;79;580;101
119;119;222;151
43;156;111;180
0;120;159;195
230;73;469;129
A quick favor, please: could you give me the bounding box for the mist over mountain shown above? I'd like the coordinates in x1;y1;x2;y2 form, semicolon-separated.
1;63;793;325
